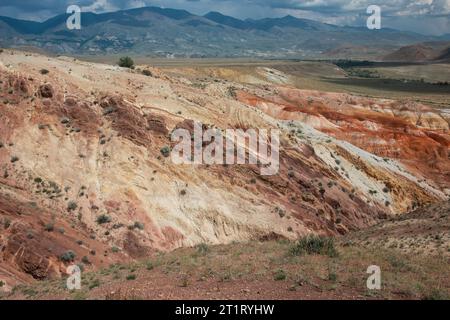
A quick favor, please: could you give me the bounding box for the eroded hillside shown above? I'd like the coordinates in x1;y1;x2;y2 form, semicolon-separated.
0;50;449;287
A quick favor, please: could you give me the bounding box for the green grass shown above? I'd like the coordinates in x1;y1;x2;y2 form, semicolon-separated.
289;236;338;257
3;240;448;300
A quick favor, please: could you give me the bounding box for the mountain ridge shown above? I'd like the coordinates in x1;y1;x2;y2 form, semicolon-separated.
0;6;443;58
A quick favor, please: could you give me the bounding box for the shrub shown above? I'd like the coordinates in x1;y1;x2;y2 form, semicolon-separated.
10;156;19;163
44;222;54;232
96;214;111;224
40;69;49;75
289;235;338;257
275;206;285;218
160;146;171;158
142;69;153;77
3;218;11;229
88;279;100;290
60;250;76;262
274;269;287;281
196;243;209;255
126;274;136;281
67;201;77;211
103;106;116;116
328;271;338;281
118;56;134;69
111;246;120;253
81;256;90;264
133;221;144;230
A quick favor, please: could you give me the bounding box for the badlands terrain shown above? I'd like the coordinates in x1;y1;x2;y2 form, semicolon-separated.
0;49;449;299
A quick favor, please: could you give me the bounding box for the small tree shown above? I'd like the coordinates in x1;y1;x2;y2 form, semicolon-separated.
118;56;134;69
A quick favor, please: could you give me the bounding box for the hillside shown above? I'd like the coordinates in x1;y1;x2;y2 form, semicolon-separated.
0;49;449;291
383;42;450;62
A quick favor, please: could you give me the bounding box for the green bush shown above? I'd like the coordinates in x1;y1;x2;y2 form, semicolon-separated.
60;250;76;262
289;235;338;257
160;146;171;158
96;214;111;224
118;56;134;69
126;274;136;281
67;201;77;211
274;269;287;281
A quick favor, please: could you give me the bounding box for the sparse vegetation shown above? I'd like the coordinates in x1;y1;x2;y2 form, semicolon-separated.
67;201;77;211
274;269;287;281
44;222;54;232
60;250;76;263
160;146;171;157
129;221;144;230
96;214;112;225
142;69;153;77
118;56;134;69
88;279;100;290
3;218;11;229
126;274;136;281
289;236;338;257
196;243;209;255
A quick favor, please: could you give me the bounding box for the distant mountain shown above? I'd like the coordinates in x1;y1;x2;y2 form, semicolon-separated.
434;46;450;62
383;41;450;62
204;11;251;29
0;6;442;58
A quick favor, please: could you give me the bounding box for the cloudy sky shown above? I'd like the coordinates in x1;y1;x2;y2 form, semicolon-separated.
1;0;449;35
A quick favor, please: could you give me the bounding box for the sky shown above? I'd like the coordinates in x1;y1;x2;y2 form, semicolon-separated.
1;0;449;35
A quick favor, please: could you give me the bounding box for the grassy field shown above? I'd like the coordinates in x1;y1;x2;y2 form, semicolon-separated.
3;238;448;300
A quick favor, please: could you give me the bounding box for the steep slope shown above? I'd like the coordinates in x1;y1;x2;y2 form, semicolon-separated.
0;50;448;287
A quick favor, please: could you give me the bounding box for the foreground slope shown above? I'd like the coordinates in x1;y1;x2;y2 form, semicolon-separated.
0;50;449;288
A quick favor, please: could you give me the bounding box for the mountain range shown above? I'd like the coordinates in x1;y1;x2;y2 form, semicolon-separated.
1;6;450;58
